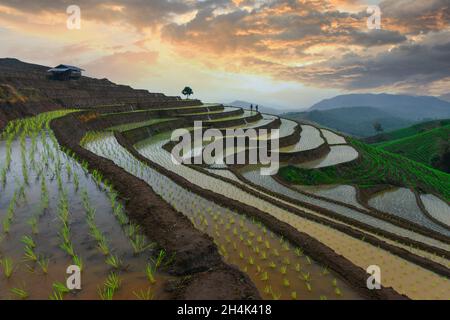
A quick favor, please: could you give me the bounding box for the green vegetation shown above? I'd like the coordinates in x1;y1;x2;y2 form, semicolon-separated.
374;124;449;172
279;139;450;201
370;119;450;143
182;86;193;99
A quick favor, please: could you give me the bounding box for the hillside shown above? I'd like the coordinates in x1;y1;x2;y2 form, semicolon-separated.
0;58;194;130
283;106;413;137
309;93;450;121
365;119;450;143
279;138;450;202
373;124;450;173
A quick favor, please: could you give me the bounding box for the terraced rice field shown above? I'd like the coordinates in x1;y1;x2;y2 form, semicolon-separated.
420;194;450;227
298;146;359;169
2;103;449;300
0;113;166;300
280;125;324;153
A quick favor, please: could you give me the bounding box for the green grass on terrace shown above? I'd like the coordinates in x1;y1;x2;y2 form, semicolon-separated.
372;119;450;145
374;125;449;168
279;139;450;202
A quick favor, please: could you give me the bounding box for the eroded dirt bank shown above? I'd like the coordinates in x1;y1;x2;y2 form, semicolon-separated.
50;112;260;300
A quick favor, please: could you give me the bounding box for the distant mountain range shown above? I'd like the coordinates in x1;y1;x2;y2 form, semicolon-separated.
228;100;292;115
282;93;450;137
283;107;414;137
440;93;450;102
309;93;450;121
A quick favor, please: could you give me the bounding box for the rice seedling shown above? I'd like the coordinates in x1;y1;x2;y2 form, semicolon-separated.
27;216;39;234
3;219;11;234
38;256;49;274
53;282;70;296
0;257;14;278
283;279;290;287
104;272;122;292
145;263;156;284
260;272;269;281
301;272;311;282
133;288;154;300
280;266;287;275
59;241;75;257
11;287;29;300
335;287;342;296
106;254;123;270
21;235;36;248
72;254;84;272
98;286;115;300
295;247;303;257
306;283;312;292
152;249;166;270
130;235;153;255
291;291;297;300
97;239;110;256
23;245;38;262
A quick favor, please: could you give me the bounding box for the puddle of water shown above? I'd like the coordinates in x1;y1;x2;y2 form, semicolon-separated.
233;166;450;252
297;146;358;169
369;188;450;237
321;129;346;145
420;194;450;227
280;125;324;153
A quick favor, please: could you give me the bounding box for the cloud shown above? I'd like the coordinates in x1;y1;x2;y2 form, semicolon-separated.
0;0;449;97
82;50;159;83
277;31;450;93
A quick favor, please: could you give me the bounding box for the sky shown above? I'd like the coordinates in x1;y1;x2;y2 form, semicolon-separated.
0;0;449;110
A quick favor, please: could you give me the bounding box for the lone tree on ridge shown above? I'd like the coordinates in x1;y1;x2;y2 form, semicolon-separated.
182;87;194;99
373;121;384;133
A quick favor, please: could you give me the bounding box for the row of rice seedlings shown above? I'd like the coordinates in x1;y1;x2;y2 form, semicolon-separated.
2;190;17;234
0;257;14;278
81;189;124;271
20;132;29;185
107;188;154;255
144;249;167;285
57;189;83;271
21;235;38;262
189;201;345;299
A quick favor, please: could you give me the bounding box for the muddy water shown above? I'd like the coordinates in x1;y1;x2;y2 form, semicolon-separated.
420;194;450;228
84;132;363;300
297;145;359;169
369;188;450;237
0;124;167;300
280;125;324;153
